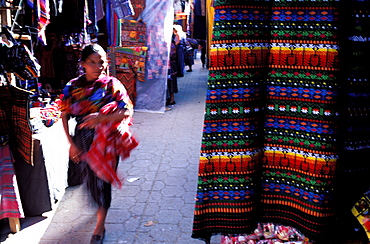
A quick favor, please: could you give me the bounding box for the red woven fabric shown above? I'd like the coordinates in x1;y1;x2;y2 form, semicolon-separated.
84;102;138;188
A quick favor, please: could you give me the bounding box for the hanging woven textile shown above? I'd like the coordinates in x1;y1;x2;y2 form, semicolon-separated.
26;0;50;45
192;0;370;243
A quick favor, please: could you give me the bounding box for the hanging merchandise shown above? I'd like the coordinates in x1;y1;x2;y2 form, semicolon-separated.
108;18;147;105
120;19;146;46
0;81;34;165
108;46;148;104
134;0;174;113
106;0;136;46
26;0;50;45
5;43;41;81
111;0;135;19
55;0;85;35
192;0;370;243
109;46;147;81
1;27;41;81
106;0;122;47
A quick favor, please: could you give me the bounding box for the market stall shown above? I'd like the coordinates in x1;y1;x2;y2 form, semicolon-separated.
0;0;192;236
0;82;69;233
0;21;68;233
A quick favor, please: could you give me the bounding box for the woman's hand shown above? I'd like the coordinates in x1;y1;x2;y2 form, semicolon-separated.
69;143;81;164
78;112;101;129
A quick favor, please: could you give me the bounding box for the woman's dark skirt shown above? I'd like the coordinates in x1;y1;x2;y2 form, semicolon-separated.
67;118;112;209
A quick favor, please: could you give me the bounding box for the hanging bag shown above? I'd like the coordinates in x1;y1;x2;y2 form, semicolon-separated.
186;37;198;49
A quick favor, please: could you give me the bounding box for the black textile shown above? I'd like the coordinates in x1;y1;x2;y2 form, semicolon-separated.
13;139;52;216
53;0;84;35
193;16;206;40
167;43;178;96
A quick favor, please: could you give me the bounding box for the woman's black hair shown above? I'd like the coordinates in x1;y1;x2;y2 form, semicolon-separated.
80;44;106;62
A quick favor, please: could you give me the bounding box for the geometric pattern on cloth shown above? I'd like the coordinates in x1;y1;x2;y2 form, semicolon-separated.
108;46;148;82
121;19;147;47
116;71;137;105
192;0;370;243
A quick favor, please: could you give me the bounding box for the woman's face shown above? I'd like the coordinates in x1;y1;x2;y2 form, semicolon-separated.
81;52;107;81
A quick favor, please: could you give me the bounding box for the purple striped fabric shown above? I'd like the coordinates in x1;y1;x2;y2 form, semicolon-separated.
0;144;24;219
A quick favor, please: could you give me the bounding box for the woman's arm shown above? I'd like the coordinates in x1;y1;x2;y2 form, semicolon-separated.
61;112;73;145
78;108;132;129
62;111;81;163
98;108;132;122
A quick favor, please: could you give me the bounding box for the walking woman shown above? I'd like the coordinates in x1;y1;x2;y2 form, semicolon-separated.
173;24;186;77
60;43;138;244
166;36;178;106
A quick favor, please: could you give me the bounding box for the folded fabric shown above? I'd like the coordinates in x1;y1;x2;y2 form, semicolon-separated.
84;101;138;188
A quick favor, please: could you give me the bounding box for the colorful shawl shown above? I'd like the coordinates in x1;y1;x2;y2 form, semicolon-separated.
61;75;132;116
84;101;138;188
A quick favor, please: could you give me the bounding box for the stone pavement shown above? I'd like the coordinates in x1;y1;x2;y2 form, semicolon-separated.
1;57;222;244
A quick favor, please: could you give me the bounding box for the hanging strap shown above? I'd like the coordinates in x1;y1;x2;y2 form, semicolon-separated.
10;0;24;32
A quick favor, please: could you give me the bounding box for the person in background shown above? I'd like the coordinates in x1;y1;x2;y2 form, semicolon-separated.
173;24;186;77
43;82;53;93
197;39;207;68
60;44;138;244
166;37;178;106
184;35;197;72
